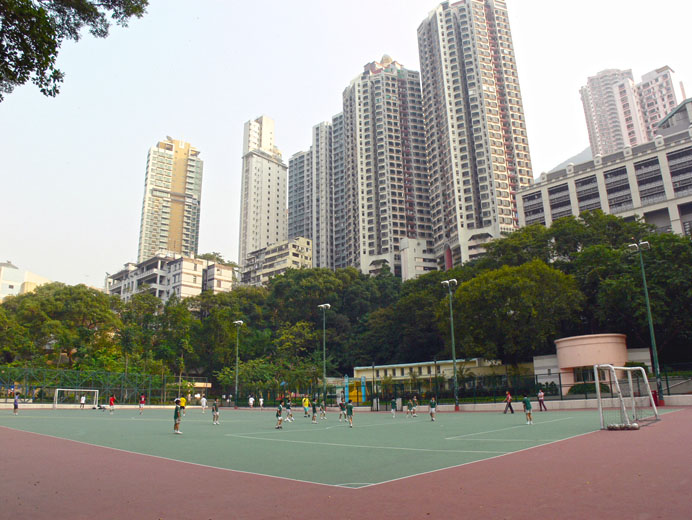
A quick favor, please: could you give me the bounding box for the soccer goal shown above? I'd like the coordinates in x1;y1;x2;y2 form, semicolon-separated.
593;364;659;430
53;389;99;409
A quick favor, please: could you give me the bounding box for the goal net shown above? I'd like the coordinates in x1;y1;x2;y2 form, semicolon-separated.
53;389;99;409
593;364;659;430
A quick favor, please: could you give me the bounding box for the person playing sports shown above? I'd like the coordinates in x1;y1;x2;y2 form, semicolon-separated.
311;398;318;424
109;394;116;414
320;398;326;420
302;395;310;417
503;390;514;414
391;397;397;418
522;394;533;425
173;398;182;434
248;395;255;408
80;394;86;409
13;393;19;415
200;394;207;413
429;396;437;422
259;396;264;411
139;393;146;415
406;398;413;418
346;400;354;428
212;399;220;425
412;396;419;417
275;399;284;429
338;399;347;422
180;395;187;416
285;398;294;422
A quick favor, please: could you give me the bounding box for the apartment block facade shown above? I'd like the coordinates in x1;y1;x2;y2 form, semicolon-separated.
238;116;288;268
107;253;234;303
342;55;432;277
240;237;313;286
580;67;679;157
137;137;203;262
518;102;692;237
418;0;534;268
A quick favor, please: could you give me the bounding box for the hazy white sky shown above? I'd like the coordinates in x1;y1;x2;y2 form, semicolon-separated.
1;0;690;286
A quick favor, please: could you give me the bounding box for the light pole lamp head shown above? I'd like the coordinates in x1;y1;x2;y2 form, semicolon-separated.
628;243;639;252
441;278;458;288
318;303;330;310
233;320;244;326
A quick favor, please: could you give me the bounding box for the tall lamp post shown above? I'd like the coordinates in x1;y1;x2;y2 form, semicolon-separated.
318;304;330;403
441;279;459;411
233;320;244;409
628;241;664;405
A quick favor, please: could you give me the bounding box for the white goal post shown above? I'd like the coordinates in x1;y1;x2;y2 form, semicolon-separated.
53;389;100;409
593;364;659;430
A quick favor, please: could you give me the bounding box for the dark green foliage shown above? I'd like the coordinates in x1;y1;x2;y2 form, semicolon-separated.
0;0;148;100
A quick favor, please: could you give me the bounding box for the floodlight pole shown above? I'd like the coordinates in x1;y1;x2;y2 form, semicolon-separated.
442;279;459;411
233;320;244;409
318;304;330;403
629;241;664;405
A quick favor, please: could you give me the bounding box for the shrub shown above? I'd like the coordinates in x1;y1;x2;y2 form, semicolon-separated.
567;382;610;395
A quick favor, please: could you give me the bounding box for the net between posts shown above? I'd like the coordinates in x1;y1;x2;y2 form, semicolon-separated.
594;365;659;430
53;389;99;409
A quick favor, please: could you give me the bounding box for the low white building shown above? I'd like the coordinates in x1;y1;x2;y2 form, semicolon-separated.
241;237;312;286
107;252;234;303
0;261;52;301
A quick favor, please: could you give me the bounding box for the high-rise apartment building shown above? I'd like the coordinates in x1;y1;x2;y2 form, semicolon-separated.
287;122;333;268
342;55;432;277
418;0;533;268
137;137;203;263
238;116;288;267
331;113;348;270
581;67;679;156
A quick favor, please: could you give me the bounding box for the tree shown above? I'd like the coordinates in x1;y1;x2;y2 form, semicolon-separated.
452;260;584;366
0;0;149;101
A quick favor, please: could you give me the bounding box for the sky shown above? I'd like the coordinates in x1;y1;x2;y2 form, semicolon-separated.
1;0;690;287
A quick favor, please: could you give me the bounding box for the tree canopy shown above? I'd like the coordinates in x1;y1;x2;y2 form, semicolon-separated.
0;0;148;101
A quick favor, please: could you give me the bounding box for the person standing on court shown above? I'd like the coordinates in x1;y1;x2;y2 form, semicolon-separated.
537;389;547;411
346;400;354;428
80;394;86;409
429;396;437;422
391;397;397;418
200;394;207;414
522;394;533;425
503;390;514;414
173;398;182;434
212;399;220;425
139;393;146;415
180;395;187;416
109;394;116;414
13;393;19;415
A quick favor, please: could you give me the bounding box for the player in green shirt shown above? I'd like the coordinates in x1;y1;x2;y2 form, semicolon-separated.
212;399;220;425
391;398;397;418
346;400;354;428
275;400;284;429
406;398;413;418
285;399;294;422
522;394;533;425
173;398;182;434
429;396;437;422
412;396;419;417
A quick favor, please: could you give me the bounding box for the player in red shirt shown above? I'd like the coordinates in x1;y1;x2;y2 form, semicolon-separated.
139;393;146;415
109;394;116;414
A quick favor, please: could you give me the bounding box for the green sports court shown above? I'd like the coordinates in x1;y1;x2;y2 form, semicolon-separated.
1;406;617;488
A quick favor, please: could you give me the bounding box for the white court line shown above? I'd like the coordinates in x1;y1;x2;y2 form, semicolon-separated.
444;417;574;440
225;433;506;455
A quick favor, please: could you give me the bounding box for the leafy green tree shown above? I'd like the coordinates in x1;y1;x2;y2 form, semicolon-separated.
452;260;584;366
0;306;32;363
0;0;149;101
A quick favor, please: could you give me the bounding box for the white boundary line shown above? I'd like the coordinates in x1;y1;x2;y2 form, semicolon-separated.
226;433;506;455
444;417;574;440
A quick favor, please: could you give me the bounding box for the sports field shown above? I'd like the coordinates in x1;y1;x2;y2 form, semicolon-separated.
2;406;691;519
0;406;612;487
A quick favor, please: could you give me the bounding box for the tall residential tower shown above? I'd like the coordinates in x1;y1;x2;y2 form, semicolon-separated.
418;0;533;268
238;116;288;267
342;55;432;277
137;137;203;262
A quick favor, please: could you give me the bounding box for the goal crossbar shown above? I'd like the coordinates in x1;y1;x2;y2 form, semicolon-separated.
53;388;99;409
594;364;659;429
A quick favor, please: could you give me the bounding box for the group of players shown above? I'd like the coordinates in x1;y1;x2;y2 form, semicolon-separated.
275;396;333;429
